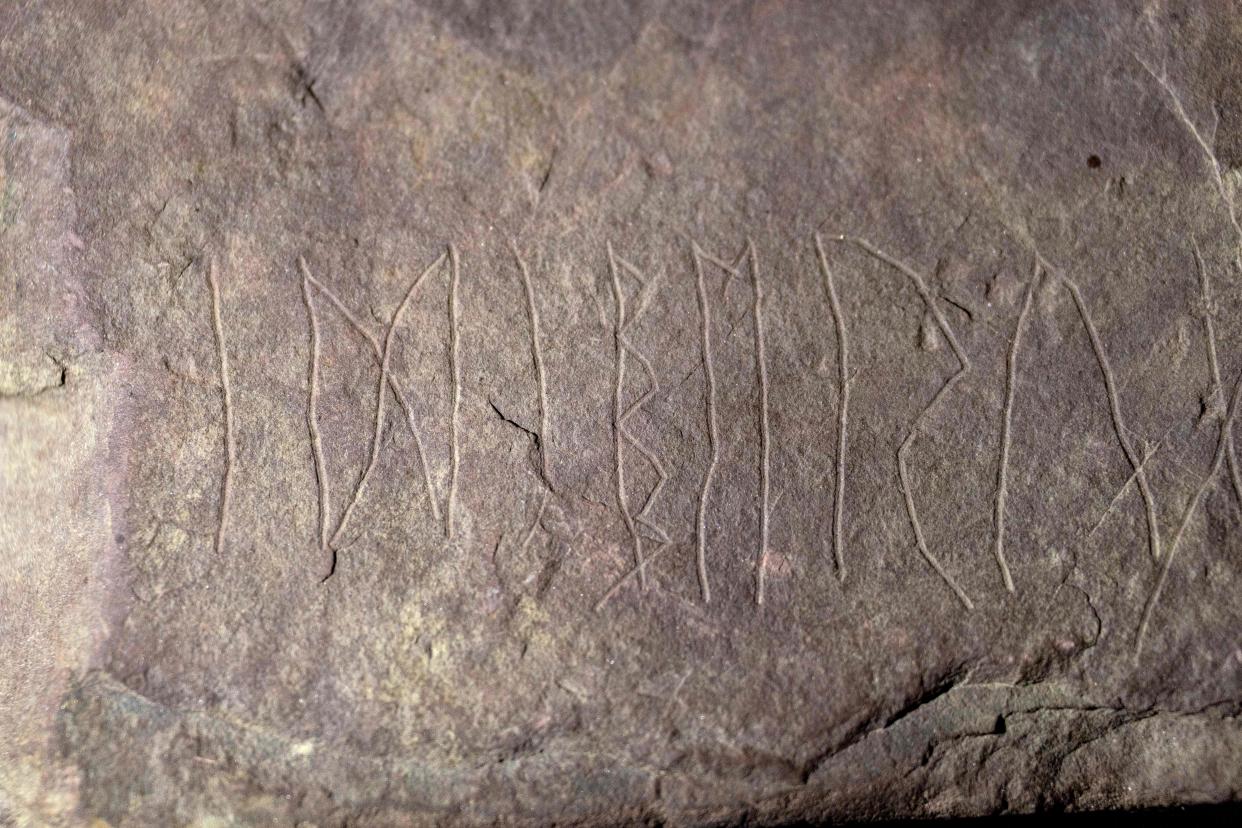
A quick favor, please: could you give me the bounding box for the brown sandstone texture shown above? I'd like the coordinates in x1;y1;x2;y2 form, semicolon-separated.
3;1;1242;824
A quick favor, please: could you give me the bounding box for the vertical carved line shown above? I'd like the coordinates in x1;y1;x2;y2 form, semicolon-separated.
992;261;1039;593
447;244;462;540
298;258;330;569
814;234;850;582
751;241;773;605
511;242;554;491
207;257;235;560
692;242;718;604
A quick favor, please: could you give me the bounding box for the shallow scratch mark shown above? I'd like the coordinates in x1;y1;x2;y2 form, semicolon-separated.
298;258;330;571
662;670;692;720
693;242;721;604
447;244;462;540
511;241;554;491
207;257;234;560
1083;441;1160;545
330;252;446;551
837;235;974;611
697;248;742;279
593;540;676;613
302;267;440;524
992;260;1039;593
1134;53;1242;270
1135;368;1242;660
519;490;549;552
1056;262;1162;563
1193;241;1242;510
750;240;773;606
815;233;850;581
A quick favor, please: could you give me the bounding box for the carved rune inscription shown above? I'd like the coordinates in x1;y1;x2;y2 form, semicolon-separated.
188;223;1239;663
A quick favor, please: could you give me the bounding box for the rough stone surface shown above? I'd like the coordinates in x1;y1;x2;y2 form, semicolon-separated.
2;1;1242;824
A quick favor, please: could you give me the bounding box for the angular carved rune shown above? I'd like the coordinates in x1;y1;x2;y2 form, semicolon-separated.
834;236;975;611
605;242;671;600
1046;255;1163;564
325;251;449;563
690;241;737;605
299;260;442;533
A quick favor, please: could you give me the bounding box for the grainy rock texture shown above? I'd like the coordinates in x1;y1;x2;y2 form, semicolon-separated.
2;1;1242;824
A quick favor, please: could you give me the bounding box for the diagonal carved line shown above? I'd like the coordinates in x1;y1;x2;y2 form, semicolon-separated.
330;252;448;552
1136;367;1242;660
1052;261;1163;564
1192;240;1242;512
